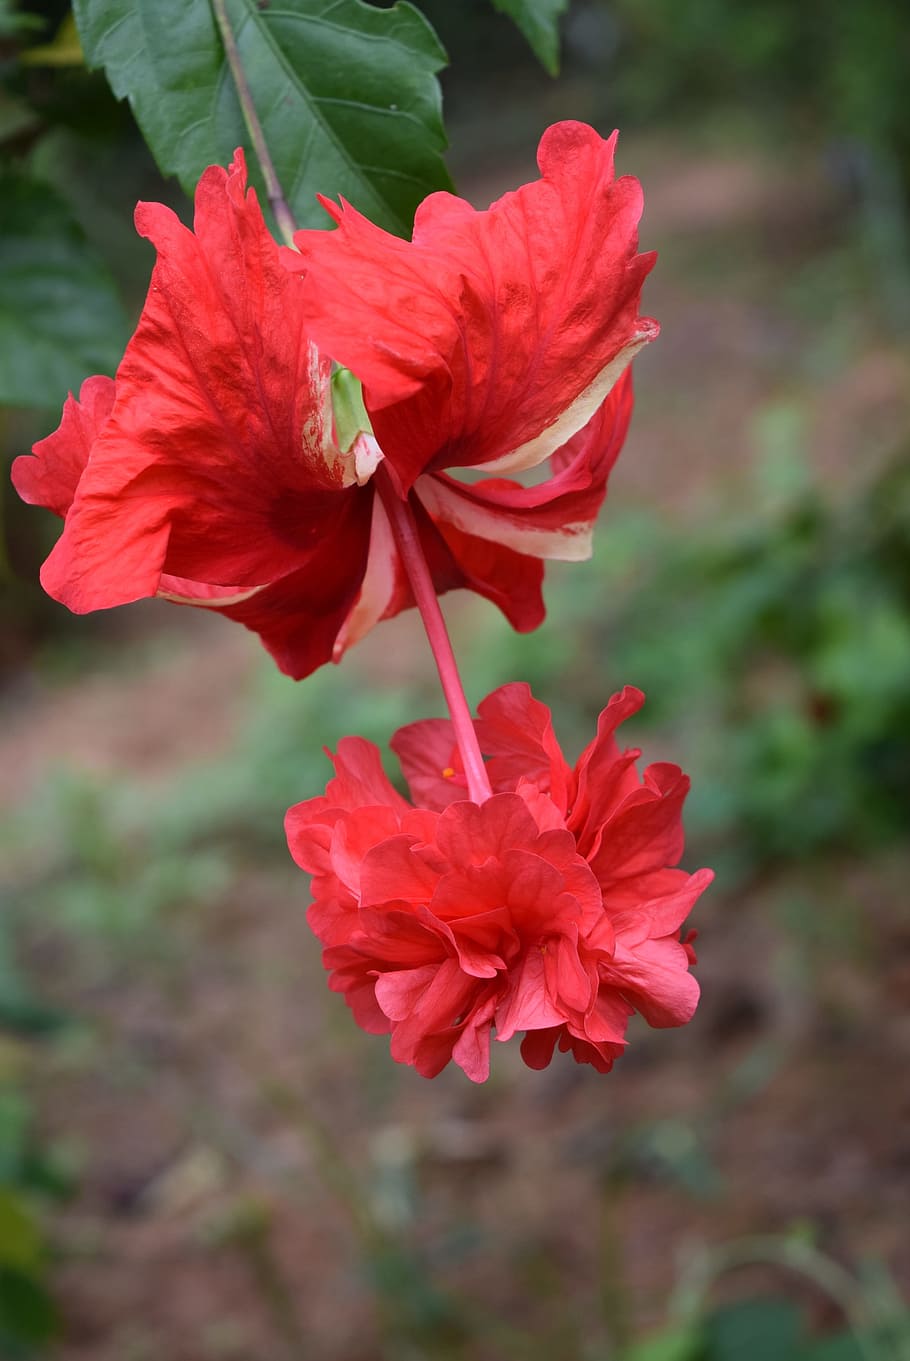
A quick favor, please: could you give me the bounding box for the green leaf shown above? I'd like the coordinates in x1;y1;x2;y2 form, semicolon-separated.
623;1323;705;1361
705;1299;802;1360
0;169;129;410
490;0;568;75
800;1336;864;1361
0;1193;42;1274
0;91;41;145
0;1;45;38
0;1268;58;1349
72;0;453;237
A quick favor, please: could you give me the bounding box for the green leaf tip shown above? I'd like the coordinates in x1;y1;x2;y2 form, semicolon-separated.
491;0;569;76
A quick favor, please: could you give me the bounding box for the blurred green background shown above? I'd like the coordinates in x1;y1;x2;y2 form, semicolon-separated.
1;1;909;1358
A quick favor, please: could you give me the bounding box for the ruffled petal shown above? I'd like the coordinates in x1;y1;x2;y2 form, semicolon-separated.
474;683;572;812
359;834;441;907
434;794;541;869
602;936;702;1028
569;686;647;855
389;717;466;811
326;736;412;814
587;762;691;885
412;369;635;568
36;151;353;620
496;948;567;1042
11;375;115;518
289;122;656;492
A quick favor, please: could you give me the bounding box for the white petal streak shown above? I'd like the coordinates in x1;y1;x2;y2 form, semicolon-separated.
157;578;268;607
352;432;384;486
415;475;594;562
332;494;401;659
478;330;655;477
303;340;352;485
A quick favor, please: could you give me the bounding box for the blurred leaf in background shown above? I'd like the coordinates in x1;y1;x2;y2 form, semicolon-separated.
0;167;128;408
0;1047;70;1358
490;0;568;75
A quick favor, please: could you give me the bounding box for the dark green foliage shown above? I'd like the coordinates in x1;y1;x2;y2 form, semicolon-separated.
606;0;906;144
702;1298;871;1360
601;455;910;871
0;1090;67;1356
72;0;453;236
625;1297;885;1361
0;868;71;1358
0;1;44;37
0;1267;58;1358
489;0;567;74
0;167;128;408
604;0;910;219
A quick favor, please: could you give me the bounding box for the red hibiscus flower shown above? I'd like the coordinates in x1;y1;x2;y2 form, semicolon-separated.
12;123;655;681
286;684;711;1081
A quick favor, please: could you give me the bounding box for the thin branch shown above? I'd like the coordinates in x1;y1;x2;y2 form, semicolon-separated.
210;0;298;247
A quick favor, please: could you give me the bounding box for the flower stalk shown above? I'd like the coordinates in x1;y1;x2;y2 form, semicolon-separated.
209;0;297;248
375;464;493;805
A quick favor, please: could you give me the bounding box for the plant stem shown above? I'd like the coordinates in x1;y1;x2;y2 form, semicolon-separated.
376;466;492;805
209;0;298;247
670;1235;889;1361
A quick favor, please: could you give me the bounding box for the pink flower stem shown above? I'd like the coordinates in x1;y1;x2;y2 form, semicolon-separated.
376;466;492;805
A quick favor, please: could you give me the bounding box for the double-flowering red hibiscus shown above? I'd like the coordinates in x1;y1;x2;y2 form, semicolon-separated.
286;684;711;1081
12;123;656;680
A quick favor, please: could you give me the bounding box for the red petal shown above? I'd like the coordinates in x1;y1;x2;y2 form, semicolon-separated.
290;122;657;492
588;763;690;885
11;376;115;518
356;907;452;967
414;495;546;634
495;949;566;1042
608;868;714;945
451;996;497;1083
359;835;441;907
332;811;405;896
412;371;635;565
602;936;701;1028
38;151;358;632
376;963;441;1023
519;1027;560;1070
326;958;391;1035
434;794;540;869
326;735;411;813
569;685;646;853
329;494;406;658
157;486;374;680
389;717;465;811
339;490;546;659
474;683;572;812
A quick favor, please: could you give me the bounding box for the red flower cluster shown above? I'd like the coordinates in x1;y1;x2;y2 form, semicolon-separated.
11;123;656;681
14;120;711;1079
286;684;710;1081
